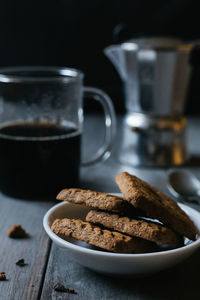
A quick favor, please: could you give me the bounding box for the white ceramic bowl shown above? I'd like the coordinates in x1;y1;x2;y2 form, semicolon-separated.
43;199;200;277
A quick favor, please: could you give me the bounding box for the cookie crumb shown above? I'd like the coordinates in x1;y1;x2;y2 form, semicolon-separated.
16;259;27;267
0;272;7;281
68;287;76;294
29;283;34;287
53;283;77;294
7;224;27;238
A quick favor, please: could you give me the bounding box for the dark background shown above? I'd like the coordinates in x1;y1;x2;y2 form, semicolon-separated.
0;0;200;114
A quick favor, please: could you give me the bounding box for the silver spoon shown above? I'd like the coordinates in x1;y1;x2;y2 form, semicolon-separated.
168;170;200;205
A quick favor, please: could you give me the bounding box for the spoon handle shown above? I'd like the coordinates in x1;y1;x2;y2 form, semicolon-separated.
181;197;200;205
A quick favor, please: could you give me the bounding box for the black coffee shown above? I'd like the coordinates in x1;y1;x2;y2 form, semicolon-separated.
0;122;81;198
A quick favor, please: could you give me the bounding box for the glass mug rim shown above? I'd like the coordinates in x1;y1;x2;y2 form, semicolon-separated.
0;66;84;83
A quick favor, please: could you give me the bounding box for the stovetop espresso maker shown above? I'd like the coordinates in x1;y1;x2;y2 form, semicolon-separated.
104;37;194;166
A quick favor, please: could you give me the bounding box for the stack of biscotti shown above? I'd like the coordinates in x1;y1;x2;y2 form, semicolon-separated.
51;172;198;254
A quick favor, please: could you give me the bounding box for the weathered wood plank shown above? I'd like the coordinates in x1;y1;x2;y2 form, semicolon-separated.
41;243;200;300
80;161;168;193
0;194;53;300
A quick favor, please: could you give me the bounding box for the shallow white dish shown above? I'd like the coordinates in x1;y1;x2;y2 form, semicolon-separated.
43;197;200;277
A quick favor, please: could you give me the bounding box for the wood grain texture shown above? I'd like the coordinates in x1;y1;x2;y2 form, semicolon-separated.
0;193;53;300
41;244;200;300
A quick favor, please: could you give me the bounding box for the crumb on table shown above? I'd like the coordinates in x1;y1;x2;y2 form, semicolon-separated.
7;224;27;238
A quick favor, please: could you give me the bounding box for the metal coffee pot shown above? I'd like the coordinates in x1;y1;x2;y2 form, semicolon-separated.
104;37;194;166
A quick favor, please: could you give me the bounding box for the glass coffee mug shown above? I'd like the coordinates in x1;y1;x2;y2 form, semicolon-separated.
0;67;116;198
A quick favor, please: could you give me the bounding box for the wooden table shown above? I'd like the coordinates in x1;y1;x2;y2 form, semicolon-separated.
0;115;200;300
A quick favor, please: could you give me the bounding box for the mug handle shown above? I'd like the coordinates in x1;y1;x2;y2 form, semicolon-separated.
81;87;116;166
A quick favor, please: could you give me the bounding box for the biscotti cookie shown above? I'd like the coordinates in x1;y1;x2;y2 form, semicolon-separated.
56;188;133;214
86;210;184;246
115;172;197;240
51;218;157;253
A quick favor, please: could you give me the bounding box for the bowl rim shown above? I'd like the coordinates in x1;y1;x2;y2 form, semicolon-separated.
43;201;200;258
